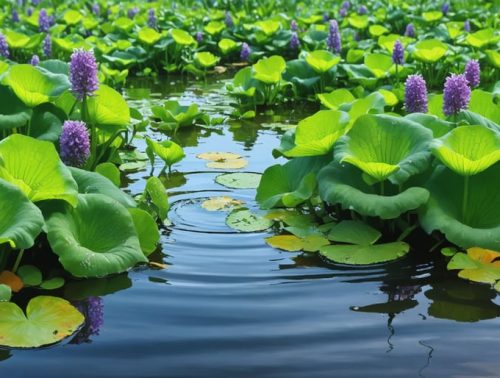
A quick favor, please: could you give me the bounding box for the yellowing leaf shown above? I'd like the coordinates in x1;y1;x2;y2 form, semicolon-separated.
207;159;248;169
0;271;24;293
266;235;304;251
201;196;245;211
448;247;500;285
197;152;242;161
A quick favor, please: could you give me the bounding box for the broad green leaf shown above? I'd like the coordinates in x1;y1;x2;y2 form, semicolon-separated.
204;21;225;35
468;90;500;125
317;89;355;110
46;194;147;278
0;179;44;249
422;11;443;22
0;134;78;206
431;126;500;176
201;196;244;211
466;28;497;49
87;84;130;131
0;296;84;348
413;39;447;63
138;27;162;45
218;39;239;54
266;234;329;252
0;85;32;131
328;221;381;245
129;208;160;256
252;55;286;84
144;176;169;220
17;265;42;286
320;241;409;264
146;137;185;169
95;162;121;186
335;114;433;184
348;15;369;29
194;52;219;68
305;50;340;74
171;29;195;45
29;103;65;142
226;209;273;232
0;284;11;302
215;173;261;189
63;10;83;25
364;53;393;79
369;25;389;37
485;50;500;68
255;20;281;36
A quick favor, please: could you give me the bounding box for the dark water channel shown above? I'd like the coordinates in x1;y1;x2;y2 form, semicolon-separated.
1;76;499;378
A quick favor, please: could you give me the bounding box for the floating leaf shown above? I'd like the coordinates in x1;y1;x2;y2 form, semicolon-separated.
201;196;245;211
226;209;273;232
266;235;304;251
215;173;261;189
320;242;410;264
0;271;23;293
448;247;500;285
17;265;42;287
252;55;286;84
328;221;382;245
39;277;65;290
0;296;84;348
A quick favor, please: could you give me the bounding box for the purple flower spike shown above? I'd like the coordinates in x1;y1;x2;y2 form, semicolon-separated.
342;1;350;9
38;9;50;32
290;20;298;32
323;12;330;22
464;20;470;32
127;7;139;19
290;31;300;50
225;11;234;28
196;31;203;43
358;5;367;15
72;296;104;344
69;49;99;100
32;0;40;5
43;33;52;57
148;9;157;29
27;7;33;17
405;23;415;38
464;60;480;88
443;74;471;116
441;3;449;15
60;120;91;167
405;74;428;113
30;54;40;66
339;7;347;17
0;33;10;59
12;9;20;23
240;42;251;61
91;3;100;16
327;19;342;54
392;40;404;65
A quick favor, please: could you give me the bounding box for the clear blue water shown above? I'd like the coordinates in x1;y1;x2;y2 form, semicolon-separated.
1;76;499;378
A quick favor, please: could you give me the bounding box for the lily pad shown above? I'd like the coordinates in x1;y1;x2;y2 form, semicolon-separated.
215;173;261;189
226;209;273;232
448;248;500;285
320;242;410;265
201;196;245;211
328;221;382;245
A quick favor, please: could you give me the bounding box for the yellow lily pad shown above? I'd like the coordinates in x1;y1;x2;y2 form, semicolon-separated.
448;247;500;285
201;196;245;211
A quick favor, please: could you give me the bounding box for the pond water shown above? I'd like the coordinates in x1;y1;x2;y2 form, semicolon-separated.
1;76;499;378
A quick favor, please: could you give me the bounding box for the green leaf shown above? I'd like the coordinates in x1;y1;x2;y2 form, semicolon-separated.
412;39;448;63
204;21;225;35
138;27;162;45
422;11;443;22
194;52;219;68
305;50;340;74
17;265;42;287
218;38;239;54
255;20;281;36
0;179;44;249
151;100;202;128
226;209;273;232
145;137;185;169
87;84;130;131
0;85;32;131
3;64;70;107
447;248;500;285
364;53;393;79
252;55;286;84
335;114;433;184
63;10;82;25
215;173;261;189
0;284;11;302
171;29;195;45
145;176;169;220
39;277;65;290
320;242;410;264
129;208;160;256
317;89;355;110
0;296;84;348
465;28;497;49
29;103;65;142
328;221;382;245
431;125;500;176
46;194;147;278
95;162;121;187
0;134;78;206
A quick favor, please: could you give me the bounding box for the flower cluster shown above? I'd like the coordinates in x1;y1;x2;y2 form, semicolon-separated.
340;1;350;17
441;2;449;15
464;60;480;88
404;23;415;37
59;120;91;167
464;20;470;32
148;9;157;29
392;40;404;65
290;32;300;50
225;11;234;28
405;74;428;113
72;297;104;344
327;20;341;54
443;74;471;116
91;3;100;16
69;49;99;100
196;31;203;43
12;9;20;23
127;7;139;19
240;42;251;61
30;54;40;66
290;20;298;32
358;5;367;15
0;33;9;59
43;33;52;57
38;8;50;32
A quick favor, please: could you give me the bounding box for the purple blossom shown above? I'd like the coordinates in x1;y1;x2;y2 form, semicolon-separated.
59;120;91;167
196;31;203;43
441;3;449;15
464;20;470;32
290;20;298;31
30;54;40;66
69;49;99;100
342;1;350;9
290;31;300;50
225;11;234;28
91;3;100;16
42;33;52;57
72;297;104;344
327;19;342;54
323;12;330;22
127;7;139;19
240;42;251;61
339;7;347;17
405;74;428;113
443;74;471;116
392;40;404;65
0;33;10;59
32;0;40;5
405;23;415;38
147;9;157;29
38;8;50;32
358;5;367;15
27;7;33;17
12;9;20;23
464;60;480;88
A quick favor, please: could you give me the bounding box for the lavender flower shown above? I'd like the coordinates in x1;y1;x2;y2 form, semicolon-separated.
327;19;342;54
196;31;203;43
91;3;100;16
323;12;330;22
225;11;233;28
358;5;367;15
339;7;347;17
27;7;33;17
30;54;40;66
38;8;50;32
404;23;415;38
72;297;104;344
42;33;51;57
392;40;404;65
443;74;471;116
464;60;480;88
405;74;428;113
240;42;251;61
32;0;40;5
12;9;20;23
147;9;157;29
441;3;449;15
127;7;139;19
290;31;300;50
69;49;99;100
464;20;470;32
290;19;298;31
0;33;10;59
59;120;91;167
342;1;350;9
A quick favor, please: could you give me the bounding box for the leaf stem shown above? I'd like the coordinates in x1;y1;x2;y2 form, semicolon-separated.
12;249;24;273
462;175;469;223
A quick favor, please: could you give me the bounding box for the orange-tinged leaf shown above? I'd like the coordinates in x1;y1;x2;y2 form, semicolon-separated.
266;235;304;251
0;271;24;293
467;247;500;264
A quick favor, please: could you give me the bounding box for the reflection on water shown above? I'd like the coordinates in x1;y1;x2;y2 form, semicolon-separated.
1;75;498;378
